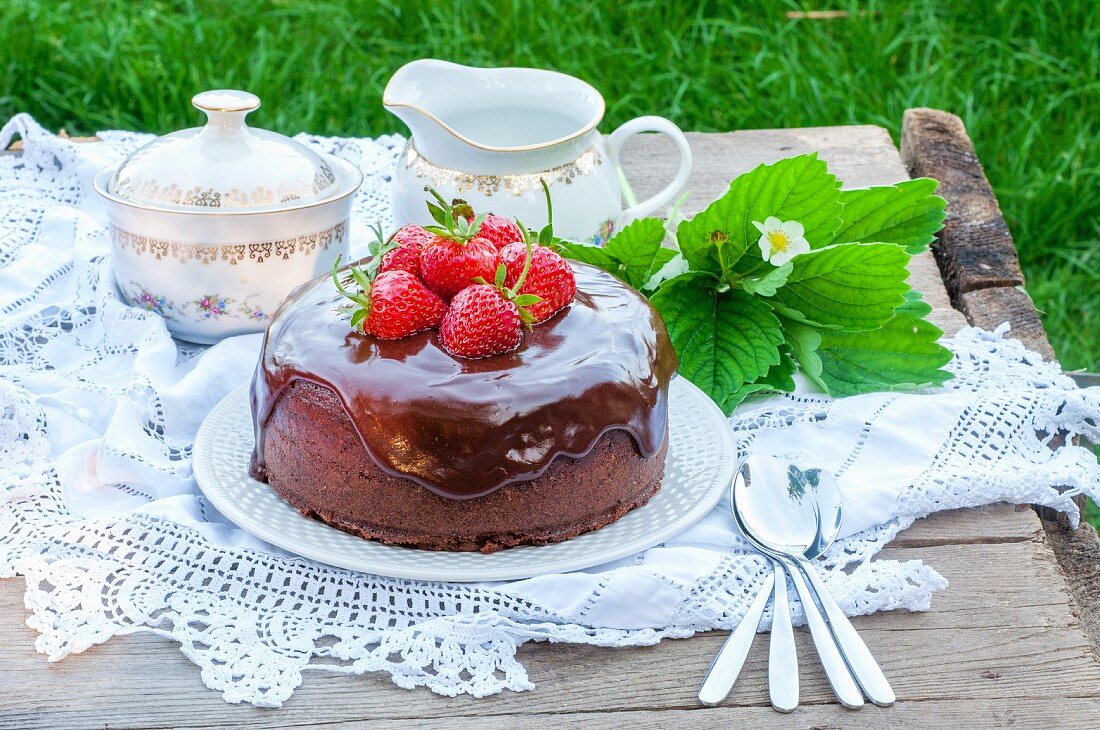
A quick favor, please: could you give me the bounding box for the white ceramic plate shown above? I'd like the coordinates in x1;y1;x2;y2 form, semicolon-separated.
193;376;736;582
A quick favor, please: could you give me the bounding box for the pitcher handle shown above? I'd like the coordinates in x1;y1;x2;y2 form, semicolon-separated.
606;116;693;223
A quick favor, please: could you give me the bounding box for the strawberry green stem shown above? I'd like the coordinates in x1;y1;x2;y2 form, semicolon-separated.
540;178;553;231
511;236;535;294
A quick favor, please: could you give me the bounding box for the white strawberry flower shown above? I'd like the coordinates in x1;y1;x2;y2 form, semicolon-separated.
752;216;810;266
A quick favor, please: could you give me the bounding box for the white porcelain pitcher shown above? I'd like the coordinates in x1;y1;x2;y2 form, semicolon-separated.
384;60;692;244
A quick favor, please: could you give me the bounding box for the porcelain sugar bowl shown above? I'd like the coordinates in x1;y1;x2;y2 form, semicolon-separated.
93;89;362;344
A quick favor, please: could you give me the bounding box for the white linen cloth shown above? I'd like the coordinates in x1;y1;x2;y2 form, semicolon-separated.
1;114;1098;706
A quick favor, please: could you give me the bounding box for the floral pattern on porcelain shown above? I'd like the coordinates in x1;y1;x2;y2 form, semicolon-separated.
589;217;617;247
124;282;268;323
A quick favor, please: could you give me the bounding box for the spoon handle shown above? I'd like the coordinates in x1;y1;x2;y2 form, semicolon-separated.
781;557;864;709
797;557;896;707
768;559;798;712
698;571;775;706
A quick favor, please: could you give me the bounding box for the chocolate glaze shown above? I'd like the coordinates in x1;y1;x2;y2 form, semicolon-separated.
249;261;678;500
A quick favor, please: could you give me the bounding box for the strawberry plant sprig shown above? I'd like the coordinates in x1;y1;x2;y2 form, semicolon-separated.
557;153;953;413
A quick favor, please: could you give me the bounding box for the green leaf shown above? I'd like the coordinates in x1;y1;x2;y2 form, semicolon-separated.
558;241;617;269
350;265;372;293
814;291;954;396
725;350;798;407
831;178;947;253
650;276;784;412
741;261;793;297
642;251;689;292
558;218;676;292
602;218;671;289
675;154;842;275
768;243;910;330
780;317;826;388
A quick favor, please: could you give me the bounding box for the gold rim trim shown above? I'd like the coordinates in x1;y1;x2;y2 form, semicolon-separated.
405;142;603;196
192;90;261;114
110;223;347;264
93;157;362;217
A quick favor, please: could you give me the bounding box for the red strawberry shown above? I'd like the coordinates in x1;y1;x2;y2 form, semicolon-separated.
419;236;499;301
365;270;445;339
378;224;433;275
419;193;501;300
471;213;523;251
439;284;523;358
332;258;444;340
499;242;576;323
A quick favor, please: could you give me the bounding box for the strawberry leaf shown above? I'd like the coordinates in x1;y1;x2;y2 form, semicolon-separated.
349;308;368;332
558;218;675;292
513;293;542;306
350;266;372;293
558;241;617;269
725;350;798;407
813;291;954;396
767;243;910;331
741;261;793;297
650;274;784;413
602;217;676;290
830;178;947;253
675;153;842;276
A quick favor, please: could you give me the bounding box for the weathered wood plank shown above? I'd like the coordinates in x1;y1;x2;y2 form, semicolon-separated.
890;504;1040;546
900;108;1100;676
957;285;1057;360
899;108;1026;299
3;535;1097;728
366;699;1100;730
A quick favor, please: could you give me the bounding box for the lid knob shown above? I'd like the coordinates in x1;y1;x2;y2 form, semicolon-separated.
192;89;261;128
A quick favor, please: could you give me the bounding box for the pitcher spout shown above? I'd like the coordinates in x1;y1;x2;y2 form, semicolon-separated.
382;59;465;151
383;59;605;173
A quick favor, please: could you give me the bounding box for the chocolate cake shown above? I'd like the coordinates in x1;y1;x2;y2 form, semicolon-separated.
249;262;678;552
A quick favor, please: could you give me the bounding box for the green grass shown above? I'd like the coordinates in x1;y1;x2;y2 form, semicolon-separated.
5;1;1095;370
1;0;1097;520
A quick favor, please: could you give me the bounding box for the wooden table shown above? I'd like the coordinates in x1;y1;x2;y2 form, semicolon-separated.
4;112;1100;729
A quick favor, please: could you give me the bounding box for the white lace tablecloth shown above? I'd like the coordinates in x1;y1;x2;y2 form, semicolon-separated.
2;114;1098;707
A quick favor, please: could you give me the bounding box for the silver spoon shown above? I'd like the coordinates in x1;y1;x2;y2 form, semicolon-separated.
787;463;896;707
696;462;804;710
768;556;798;712
731;455;864;709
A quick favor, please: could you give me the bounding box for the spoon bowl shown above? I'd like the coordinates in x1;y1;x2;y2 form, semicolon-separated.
800;467;843;561
732;456;822;557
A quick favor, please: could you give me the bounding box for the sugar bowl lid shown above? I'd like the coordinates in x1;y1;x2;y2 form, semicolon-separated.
107;90;341;211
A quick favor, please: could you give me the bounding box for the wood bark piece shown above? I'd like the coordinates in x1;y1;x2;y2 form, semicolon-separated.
900;108;1025;300
957;285;1056;361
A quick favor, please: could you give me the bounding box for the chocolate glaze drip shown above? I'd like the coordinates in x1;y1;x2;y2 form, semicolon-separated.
249;262;678;500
